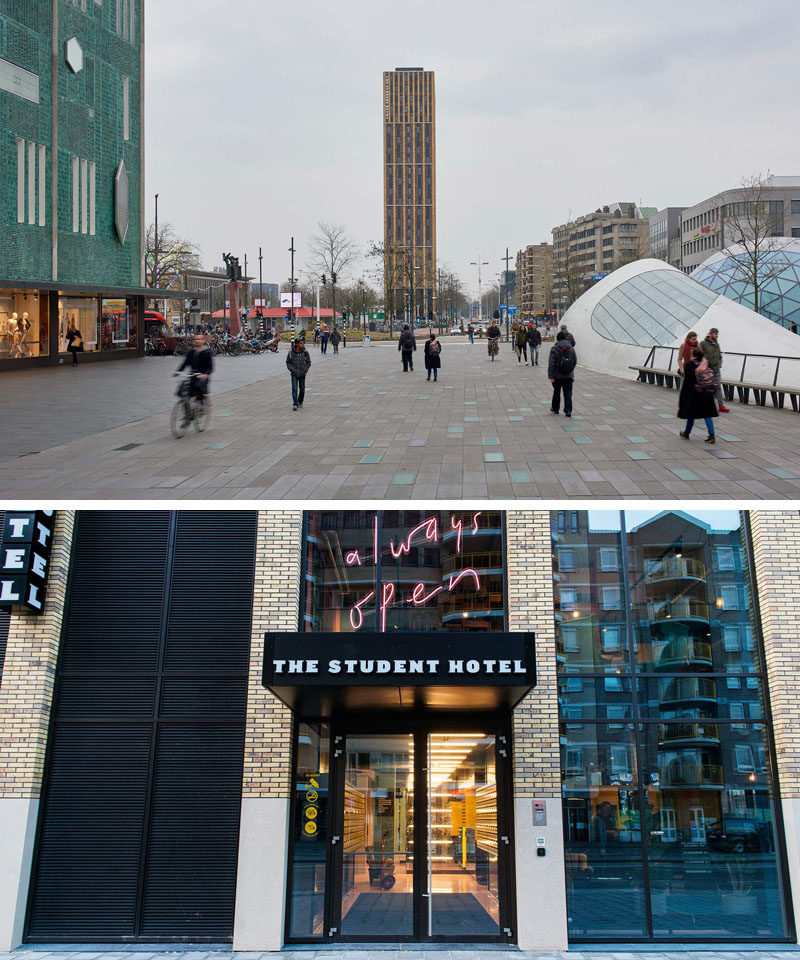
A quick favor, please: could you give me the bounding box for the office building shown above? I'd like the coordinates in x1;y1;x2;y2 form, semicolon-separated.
382;68;436;324
2;509;800;951
649;207;686;268
552;203;652;317
515;242;554;318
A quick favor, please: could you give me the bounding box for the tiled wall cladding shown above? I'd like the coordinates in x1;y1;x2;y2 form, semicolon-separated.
1;1;141;285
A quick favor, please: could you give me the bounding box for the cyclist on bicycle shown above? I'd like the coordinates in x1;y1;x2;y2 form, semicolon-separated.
173;333;213;403
486;319;501;358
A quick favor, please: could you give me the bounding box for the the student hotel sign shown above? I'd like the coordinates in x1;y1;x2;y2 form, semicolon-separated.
0;511;57;613
263;512;536;714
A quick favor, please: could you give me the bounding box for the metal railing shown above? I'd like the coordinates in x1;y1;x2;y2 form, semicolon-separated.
660;761;724;787
659;722;720;744
645;557;706;583
657;637;713;665
642;345;800;390
648;600;710;623
659;676;718;703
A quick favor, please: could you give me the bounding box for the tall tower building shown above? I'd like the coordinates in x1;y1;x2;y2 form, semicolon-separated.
383;67;436;324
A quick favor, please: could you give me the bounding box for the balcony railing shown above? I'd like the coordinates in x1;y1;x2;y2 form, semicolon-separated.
660;762;724;787
659;723;720;744
657;638;713;668
659;677;718;704
648;599;710;623
645;557;706;583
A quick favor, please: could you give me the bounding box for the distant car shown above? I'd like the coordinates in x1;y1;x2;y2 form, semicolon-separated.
707;818;771;854
145;311;179;355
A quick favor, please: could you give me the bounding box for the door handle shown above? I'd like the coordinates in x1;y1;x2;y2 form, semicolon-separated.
421;893;430;897
331;835;341;845
501;835;510;844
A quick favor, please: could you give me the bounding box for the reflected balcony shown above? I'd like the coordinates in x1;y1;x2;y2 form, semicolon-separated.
659;676;718;706
658;722;720;746
645;557;707;585
655;637;713;670
647;599;710;624
660;761;724;788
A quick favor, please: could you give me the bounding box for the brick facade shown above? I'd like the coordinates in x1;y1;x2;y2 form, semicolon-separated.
241;511;303;799
749;510;800;798
0;511;75;798
506;511;561;798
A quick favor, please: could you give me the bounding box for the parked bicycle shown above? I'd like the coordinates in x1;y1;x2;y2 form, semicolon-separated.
170;374;210;438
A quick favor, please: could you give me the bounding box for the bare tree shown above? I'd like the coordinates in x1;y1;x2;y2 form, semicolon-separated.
719;172;790;316
145;221;201;290
613;231;650;271
436;264;467;329
367;240;404;336
308;222;359;322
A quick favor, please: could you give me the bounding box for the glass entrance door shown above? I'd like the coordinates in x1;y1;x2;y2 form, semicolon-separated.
427;733;501;937
329;727;508;942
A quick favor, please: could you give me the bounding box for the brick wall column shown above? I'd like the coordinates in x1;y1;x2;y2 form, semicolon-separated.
505;510;567;950
0;511;75;950
233;510;303;951
749;510;800;934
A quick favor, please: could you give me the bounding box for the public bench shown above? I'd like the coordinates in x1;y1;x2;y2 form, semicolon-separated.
629;365;800;411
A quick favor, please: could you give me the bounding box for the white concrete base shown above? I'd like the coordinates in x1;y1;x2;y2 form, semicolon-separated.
514;796;568;951
232;797;290;952
781;797;800;936
0;798;40;951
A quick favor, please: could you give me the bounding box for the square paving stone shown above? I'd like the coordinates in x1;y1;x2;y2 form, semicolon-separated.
627;436;649;443
519;406;533;412
360;454;382;464
208;441;232;449
465;400;477;405
409;439;426;447
417;395;429;400
484;452;505;462
581;393;595;397
766;466;800;479
719;434;744;442
602;406;616;411
354;440;372;448
709;449;737;459
574;436;592;444
219;411;233;417
564;425;580;432
482;438;500;445
672;467;701;481
627;450;652;460
659;413;675;419
392;472;416;485
464;416;479;422
448;426;464;434
509;416;524;421
510;470;533;483
570;414;585;420
338;402;352;407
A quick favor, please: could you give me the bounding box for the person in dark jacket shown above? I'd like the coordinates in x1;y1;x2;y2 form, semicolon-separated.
699;327;729;412
424;332;441;381
515;325;528;363
173;333;213;403
559;324;576;346
66;322;82;366
526;323;542;365
548;330;577;416
330;327;341;354
678;346;718;443
398;324;417;371
286;335;312;410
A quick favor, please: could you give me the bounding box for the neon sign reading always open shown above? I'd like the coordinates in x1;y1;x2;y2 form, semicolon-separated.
344;513;485;631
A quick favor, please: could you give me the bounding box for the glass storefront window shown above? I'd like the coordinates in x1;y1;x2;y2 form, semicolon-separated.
288;721;330;939
59;296;98;352
303;511;505;633
554;510;789;941
0;289;46;359
101;298;137;350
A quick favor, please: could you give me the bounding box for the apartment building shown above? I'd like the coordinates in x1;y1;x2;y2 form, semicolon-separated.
515;242;554;318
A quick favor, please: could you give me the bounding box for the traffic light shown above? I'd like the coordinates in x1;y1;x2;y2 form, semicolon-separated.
331;272;337;284
493;309;501;320
321;275;327;285
342;310;348;321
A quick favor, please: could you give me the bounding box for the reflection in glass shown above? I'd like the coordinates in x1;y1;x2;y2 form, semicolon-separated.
428;733;500;937
59;296;97;351
340;735;414;937
0;289;45;358
288;722;330;939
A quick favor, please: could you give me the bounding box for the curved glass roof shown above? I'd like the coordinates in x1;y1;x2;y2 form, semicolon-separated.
693;247;800;332
591;268;718;346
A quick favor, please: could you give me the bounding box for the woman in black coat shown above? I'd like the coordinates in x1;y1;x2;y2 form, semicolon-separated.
678;346;718;443
424;333;441;381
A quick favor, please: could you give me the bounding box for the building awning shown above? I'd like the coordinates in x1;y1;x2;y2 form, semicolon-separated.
262;631;536;716
0;277;196;298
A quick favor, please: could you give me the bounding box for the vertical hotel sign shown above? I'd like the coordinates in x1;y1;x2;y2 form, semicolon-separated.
0;511;57;613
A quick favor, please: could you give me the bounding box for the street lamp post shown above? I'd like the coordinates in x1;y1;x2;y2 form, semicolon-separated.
154;193;159;292
257;246;264;330
470;256;489;324
288;237;296;337
502;247;513;342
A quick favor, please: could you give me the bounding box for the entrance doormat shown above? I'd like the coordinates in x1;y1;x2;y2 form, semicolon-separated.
341;892;498;937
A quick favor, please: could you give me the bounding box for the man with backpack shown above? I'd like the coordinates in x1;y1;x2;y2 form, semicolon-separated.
398;323;417;371
548;329;577;417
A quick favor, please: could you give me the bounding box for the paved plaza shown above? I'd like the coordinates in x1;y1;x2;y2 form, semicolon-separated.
3;339;800;500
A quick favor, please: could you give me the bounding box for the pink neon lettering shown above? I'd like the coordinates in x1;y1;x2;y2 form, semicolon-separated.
345;550;362;566
451;515;463;553
350;591;375;631
389;516;439;558
448;568;481;592
408;582;444;606
373;513;379;565
471;512;482;535
379;581;396;632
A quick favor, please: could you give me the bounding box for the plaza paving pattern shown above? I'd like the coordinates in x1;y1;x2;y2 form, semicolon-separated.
2;948;799;959
3;340;800;499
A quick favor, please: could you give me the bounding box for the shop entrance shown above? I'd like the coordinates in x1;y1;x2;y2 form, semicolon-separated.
326;721;514;942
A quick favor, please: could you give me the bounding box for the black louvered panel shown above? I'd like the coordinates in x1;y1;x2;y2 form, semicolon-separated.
159;678;247;717
0;510;7;683
26;723;152;940
140;723;245;938
61;512;170;675
163;512;256;674
55;677;157;719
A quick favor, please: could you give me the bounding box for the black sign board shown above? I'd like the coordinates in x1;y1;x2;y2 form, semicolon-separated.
0;511;57;613
263;631;536;715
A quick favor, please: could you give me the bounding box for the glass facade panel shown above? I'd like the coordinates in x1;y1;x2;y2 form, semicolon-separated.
554;510;789;941
0;289;46;358
101;298;137;350
288;721;330;939
59;296;98;352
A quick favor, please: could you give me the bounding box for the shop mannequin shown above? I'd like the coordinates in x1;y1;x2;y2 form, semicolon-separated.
19;312;31;357
9;312;22;359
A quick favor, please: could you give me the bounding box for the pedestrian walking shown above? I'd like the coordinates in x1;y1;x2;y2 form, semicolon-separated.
559;324;576;346
286;335;312;411
424;332;441;381
548;330;577;416
527;322;542;366
699;327;729;412
678;346;718;443
66;321;83;366
515;325;528;363
398;323;417;372
678;331;698;374
467;323;474;344
330;327;341;354
321;326;330;354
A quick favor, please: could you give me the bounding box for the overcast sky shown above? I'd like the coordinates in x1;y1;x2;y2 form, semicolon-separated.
145;0;800;297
